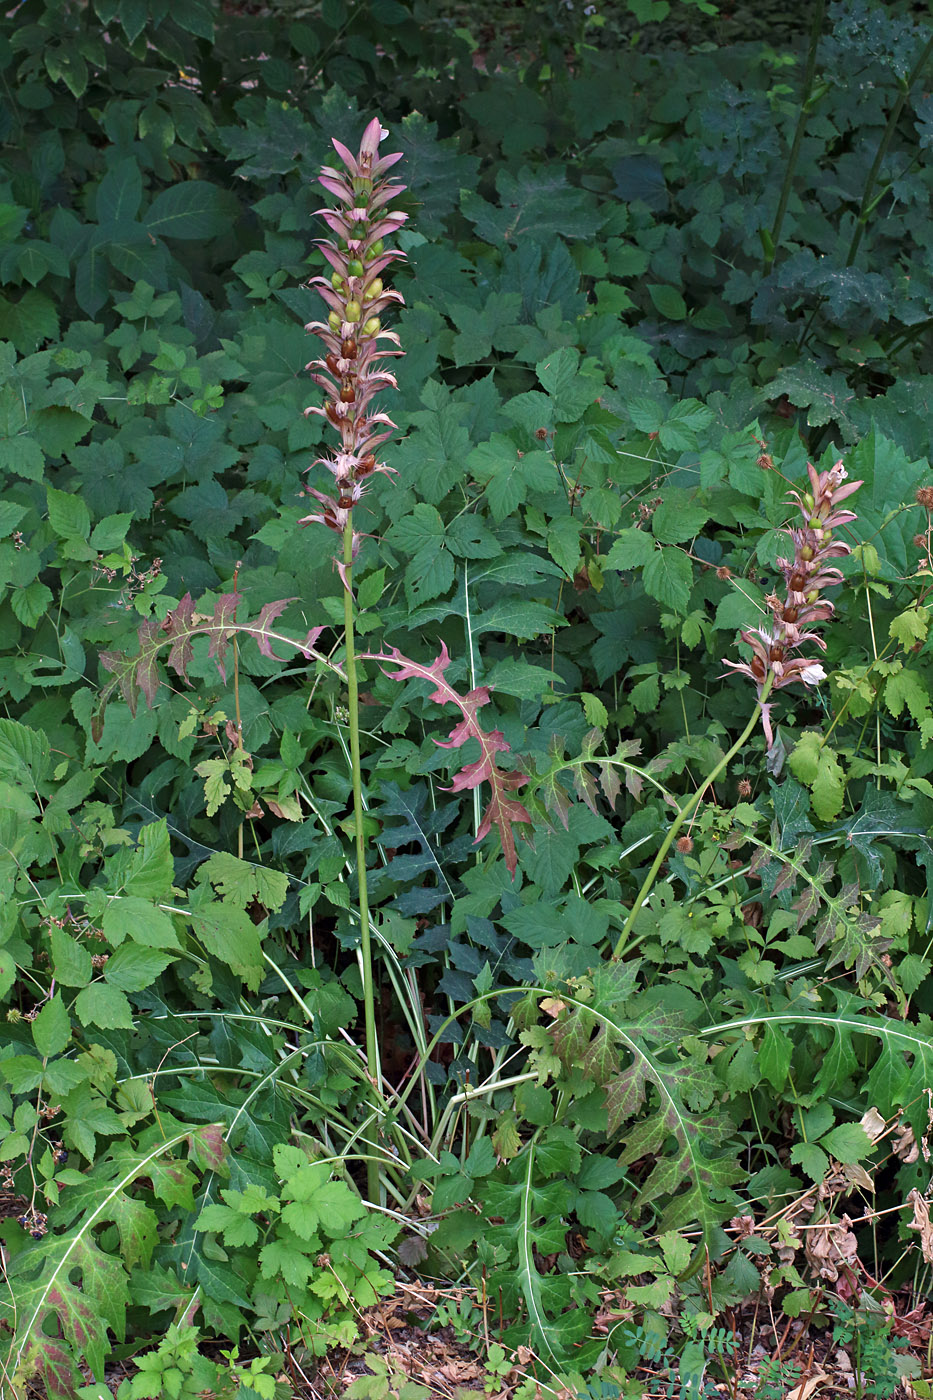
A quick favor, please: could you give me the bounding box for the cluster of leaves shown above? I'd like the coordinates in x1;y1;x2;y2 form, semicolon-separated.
2;0;933;1393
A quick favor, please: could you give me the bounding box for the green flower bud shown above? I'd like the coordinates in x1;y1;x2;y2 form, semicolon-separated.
362;316;381;336
345;299;362;322
347;258;365;278
331;272;344;290
365;238;384;260
328;310;341;331
365;277;383;301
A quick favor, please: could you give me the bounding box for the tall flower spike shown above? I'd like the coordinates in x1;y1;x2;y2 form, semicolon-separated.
301;118;406;585
723;457;861;750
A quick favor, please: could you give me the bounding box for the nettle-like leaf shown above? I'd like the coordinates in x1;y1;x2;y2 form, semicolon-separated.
528;727;665;828
739;832;896;993
706;993;933;1141
2;1127;223;1398
372;643;532;874
94;592;325;739
479;1142;590;1361
544;967;744;1237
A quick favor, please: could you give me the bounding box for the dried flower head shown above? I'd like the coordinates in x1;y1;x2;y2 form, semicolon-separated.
916;486;933;511
301;118;406;583
724;459;861;750
675;834;694;854
737;778;752;798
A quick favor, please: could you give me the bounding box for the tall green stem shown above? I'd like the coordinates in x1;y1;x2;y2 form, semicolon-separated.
612;678;774;962
343;513;380;1203
846;32;933;268
765;0;826;273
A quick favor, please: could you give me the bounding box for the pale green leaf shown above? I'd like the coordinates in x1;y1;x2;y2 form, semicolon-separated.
32;994;72;1059
74;982;135;1030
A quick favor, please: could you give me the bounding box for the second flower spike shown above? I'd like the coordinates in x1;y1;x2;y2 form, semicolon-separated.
724;457;861;751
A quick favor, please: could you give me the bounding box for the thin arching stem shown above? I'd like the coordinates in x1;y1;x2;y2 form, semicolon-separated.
612;677;774;962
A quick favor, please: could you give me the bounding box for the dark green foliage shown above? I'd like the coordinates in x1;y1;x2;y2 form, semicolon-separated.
2;0;933;1392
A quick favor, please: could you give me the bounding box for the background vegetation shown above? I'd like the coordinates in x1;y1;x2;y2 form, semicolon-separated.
2;0;933;1395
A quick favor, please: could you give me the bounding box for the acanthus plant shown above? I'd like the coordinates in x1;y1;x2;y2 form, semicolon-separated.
611;453;860;962
93;123;534;1199
723;455;861;751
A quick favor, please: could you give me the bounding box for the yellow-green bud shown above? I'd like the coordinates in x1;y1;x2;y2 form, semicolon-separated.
328;310;341;331
331;272;344;290
345;299;362;322
365;277;383;301
363;316;381;336
347;258;365;278
365;238;384;260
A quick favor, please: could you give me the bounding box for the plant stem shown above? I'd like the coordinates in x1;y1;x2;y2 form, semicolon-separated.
342;513;381;1203
766;0;826;273
612;678;773;961
846;32;933;267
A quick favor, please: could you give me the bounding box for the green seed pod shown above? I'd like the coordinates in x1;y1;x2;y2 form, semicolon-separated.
365;277;383;301
365;238;384;260
345;299;362;322
328;310;341;331
331;272;344;290
363;316;381;336
347;259;365;278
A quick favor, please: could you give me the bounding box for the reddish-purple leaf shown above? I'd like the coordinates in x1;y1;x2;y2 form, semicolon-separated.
475;773;531;876
372;645;532;873
297;625;327;658
748;846;771;877
20;1326;81;1399
98;650;122;677
252;597;298;662
599;762;623;809
772;862;797;897
623;767;643;803
165;593;196;681
207;592;241;683
134;617;165;709
540;773;572;829
185;1122;228;1175
573;764;599;816
792;884;821;930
